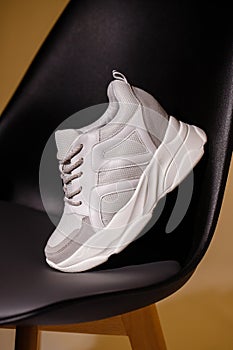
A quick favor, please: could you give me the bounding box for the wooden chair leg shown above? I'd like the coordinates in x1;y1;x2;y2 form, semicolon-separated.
39;303;166;350
15;326;40;350
121;304;167;350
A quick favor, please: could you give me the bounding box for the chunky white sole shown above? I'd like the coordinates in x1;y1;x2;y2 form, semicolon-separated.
46;116;207;272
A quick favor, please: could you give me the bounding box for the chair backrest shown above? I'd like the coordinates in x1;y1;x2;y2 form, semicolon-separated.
0;0;232;269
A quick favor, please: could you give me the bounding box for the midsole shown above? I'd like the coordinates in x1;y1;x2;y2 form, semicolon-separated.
47;213;152;272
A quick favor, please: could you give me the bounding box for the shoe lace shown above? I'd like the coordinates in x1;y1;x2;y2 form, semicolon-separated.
59;144;84;206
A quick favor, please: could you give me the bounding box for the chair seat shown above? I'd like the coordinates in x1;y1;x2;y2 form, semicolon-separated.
0;200;180;325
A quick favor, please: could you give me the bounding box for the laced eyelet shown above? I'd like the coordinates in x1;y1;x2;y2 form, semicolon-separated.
60;144;84;206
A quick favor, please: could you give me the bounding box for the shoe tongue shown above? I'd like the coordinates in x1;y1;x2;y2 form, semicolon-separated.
55;129;82;160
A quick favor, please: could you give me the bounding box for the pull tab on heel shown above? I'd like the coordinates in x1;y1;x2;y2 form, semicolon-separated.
112;70;128;83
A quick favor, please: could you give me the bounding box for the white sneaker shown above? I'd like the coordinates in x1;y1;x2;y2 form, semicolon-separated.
45;70;207;272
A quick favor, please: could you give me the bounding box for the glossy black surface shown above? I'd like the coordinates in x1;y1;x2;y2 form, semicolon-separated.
0;201;181;324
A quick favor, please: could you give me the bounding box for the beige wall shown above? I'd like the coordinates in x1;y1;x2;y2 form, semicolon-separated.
0;2;232;349
0;0;70;115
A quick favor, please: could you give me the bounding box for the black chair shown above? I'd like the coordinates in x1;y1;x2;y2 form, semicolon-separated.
0;1;232;349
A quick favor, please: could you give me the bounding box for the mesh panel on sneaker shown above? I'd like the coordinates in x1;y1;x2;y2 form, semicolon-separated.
132;86;169;148
100;189;135;226
98;165;143;184
104;130;148;158
99;81;139;141
101;212;115;226
99;103;138;141
99;122;124;141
